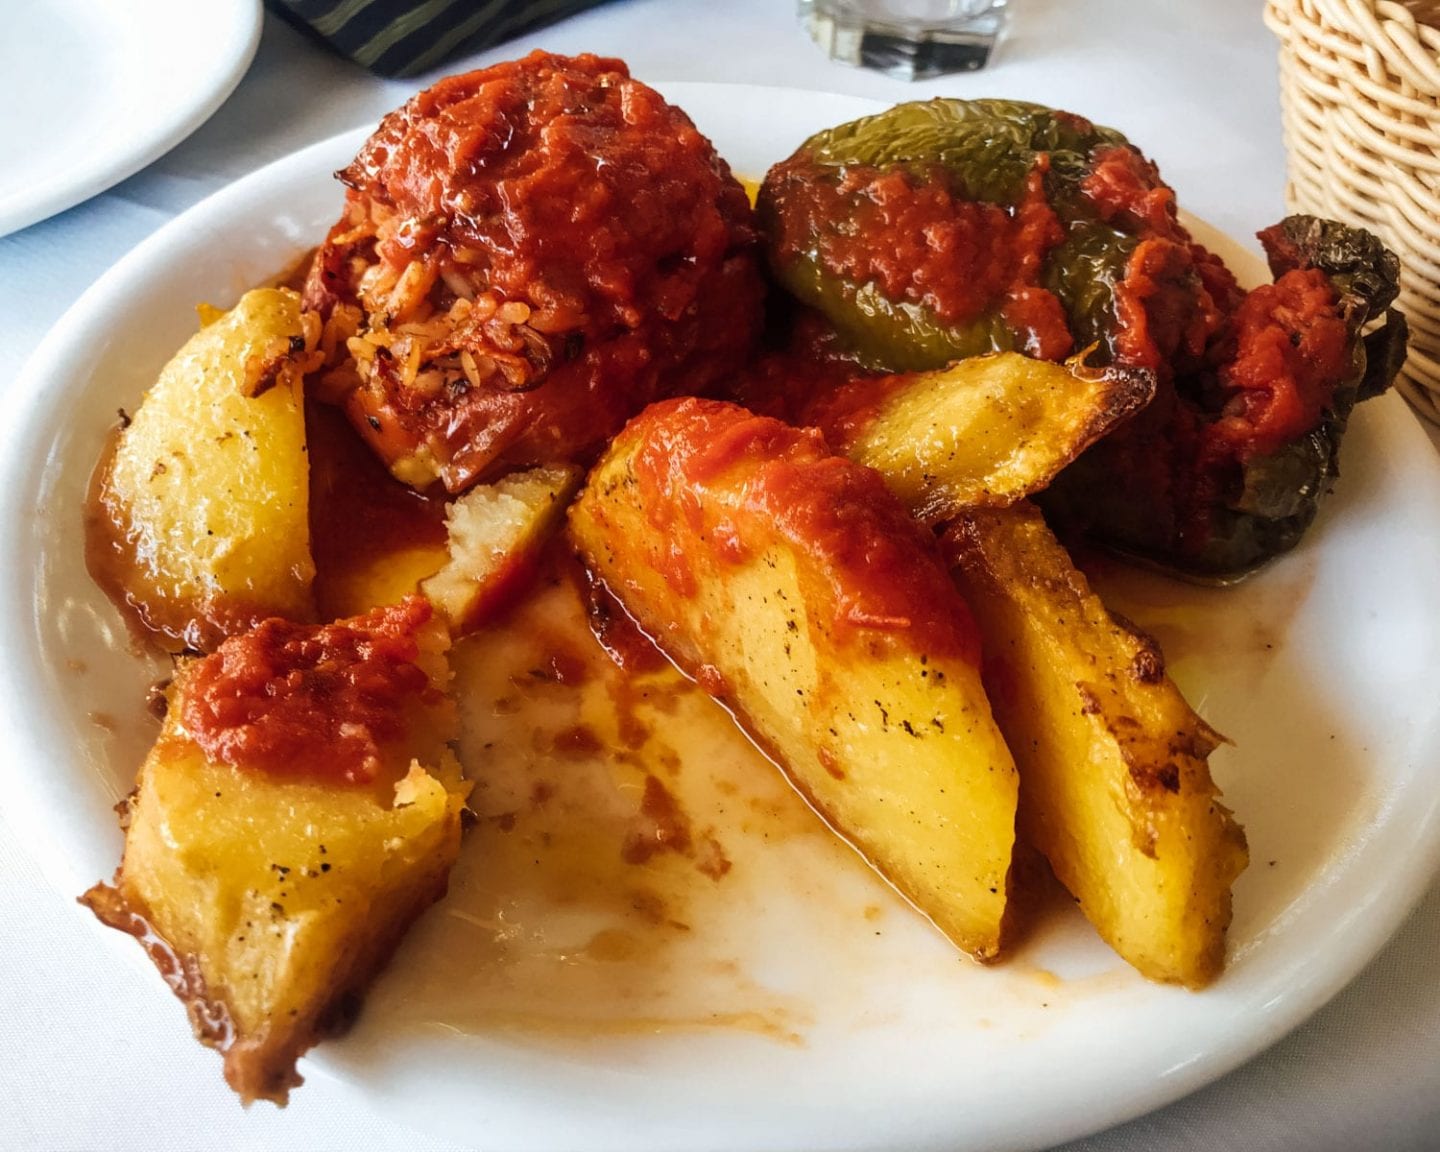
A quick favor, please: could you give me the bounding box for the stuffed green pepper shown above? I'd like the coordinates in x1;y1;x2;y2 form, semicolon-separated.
758;99;1407;577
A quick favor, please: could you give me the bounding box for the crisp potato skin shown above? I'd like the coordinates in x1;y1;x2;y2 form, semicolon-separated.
808;353;1154;523
82;604;467;1103
90;288;317;651
945;503;1248;987
570;398;1019;960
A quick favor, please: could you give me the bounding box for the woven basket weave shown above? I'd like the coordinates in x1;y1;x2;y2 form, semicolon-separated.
1266;0;1440;423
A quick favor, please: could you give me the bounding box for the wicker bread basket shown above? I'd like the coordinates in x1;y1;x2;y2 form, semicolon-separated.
1266;0;1440;422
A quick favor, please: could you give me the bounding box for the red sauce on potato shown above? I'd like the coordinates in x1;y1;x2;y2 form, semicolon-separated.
623;397;981;666
180;596;438;785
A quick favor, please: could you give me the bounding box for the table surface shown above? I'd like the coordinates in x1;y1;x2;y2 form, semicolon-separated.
4;1;1439;1149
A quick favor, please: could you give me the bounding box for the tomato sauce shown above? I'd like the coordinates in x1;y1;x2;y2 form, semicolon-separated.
1207;268;1352;460
794;372;912;453
1079;144;1185;242
721;306;885;425
766;156;1070;357
625;398;981;666
180;596;438;785
1110;238;1222;373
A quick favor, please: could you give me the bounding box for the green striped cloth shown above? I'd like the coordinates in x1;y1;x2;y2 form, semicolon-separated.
268;0;619;77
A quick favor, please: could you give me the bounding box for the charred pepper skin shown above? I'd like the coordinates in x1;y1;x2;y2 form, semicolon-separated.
1047;215;1406;579
759;99;1409;579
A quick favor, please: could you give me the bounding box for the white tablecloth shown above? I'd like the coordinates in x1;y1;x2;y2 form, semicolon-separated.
3;1;1438;1148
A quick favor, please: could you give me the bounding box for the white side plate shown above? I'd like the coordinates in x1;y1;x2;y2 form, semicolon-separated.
0;0;262;237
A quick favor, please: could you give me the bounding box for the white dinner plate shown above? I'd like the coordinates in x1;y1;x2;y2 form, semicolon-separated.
4;83;1440;1152
0;0;261;237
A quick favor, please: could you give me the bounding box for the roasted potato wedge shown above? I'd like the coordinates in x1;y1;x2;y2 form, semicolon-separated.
90;288;318;650
422;464;582;634
82;598;467;1103
570;398;1019;960
944;503;1247;986
809;352;1154;525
